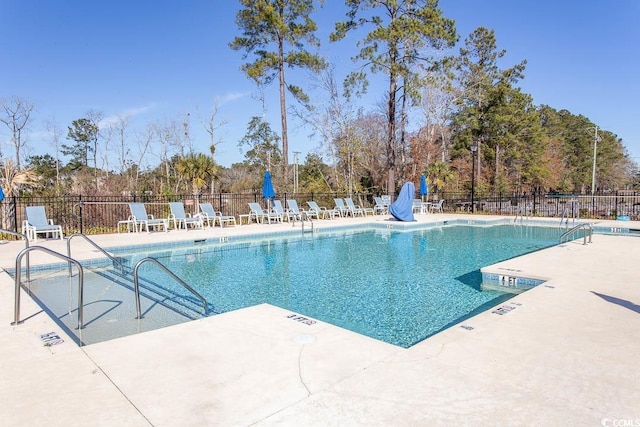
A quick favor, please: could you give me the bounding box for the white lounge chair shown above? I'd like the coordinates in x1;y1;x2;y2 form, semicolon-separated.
429;199;444;213
128;203;168;233
169;202;204;230
345;197;372;216
287;199;318;220
248;202;282;224
412;199;429;214
373;197;389;215
307;201;336;219
22;206;64;242
199;203;236;227
272;200;294;221
333;198;350;217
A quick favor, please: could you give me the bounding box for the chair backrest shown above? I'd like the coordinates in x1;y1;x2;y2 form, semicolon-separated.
412;199;422;208
129;203;148;220
345;198;357;209
334;198;346;210
199;203;216;217
248;202;264;214
307;201;320;212
374;197;384;207
381;195;391;206
272;200;285;214
25;206;49;227
287;199;300;213
169;202;187;219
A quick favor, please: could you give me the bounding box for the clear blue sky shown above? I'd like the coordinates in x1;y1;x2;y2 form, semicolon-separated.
1;0;639;169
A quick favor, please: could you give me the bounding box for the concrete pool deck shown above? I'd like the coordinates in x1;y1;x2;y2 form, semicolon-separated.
1;214;639;426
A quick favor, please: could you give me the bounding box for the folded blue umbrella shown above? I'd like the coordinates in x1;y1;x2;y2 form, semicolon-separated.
0;186;4;202
419;175;428;197
262;171;275;199
389;182;416;222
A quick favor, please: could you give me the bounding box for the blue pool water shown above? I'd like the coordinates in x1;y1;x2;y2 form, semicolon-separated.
115;224;561;347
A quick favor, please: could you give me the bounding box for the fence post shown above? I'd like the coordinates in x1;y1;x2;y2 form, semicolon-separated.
12;196;18;233
78;195;83;235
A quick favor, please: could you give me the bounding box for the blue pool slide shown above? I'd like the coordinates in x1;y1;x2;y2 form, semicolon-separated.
389;182;416;222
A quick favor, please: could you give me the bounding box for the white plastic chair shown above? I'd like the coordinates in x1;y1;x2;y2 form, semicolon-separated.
199;203;236;227
373;197;389;215
287;200;317;220
248;202;282;224
169;202;203;230
22;206;64;241
429;199;444;213
345;197;372;216
271;200;294;221
128;203;168;232
333;198;350;217
307;201;336;219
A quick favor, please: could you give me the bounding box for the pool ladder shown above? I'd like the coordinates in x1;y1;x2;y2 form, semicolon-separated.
559;223;593;245
11;233;206;329
291;215;314;234
513;207;529;224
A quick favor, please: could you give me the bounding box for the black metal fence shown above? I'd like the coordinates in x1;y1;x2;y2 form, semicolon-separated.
2;190;638;239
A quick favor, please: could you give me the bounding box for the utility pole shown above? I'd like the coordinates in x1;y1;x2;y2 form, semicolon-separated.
591;126;600;195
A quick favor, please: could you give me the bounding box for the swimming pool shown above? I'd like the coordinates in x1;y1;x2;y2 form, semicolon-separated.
108;223;561;347
18;223;562;347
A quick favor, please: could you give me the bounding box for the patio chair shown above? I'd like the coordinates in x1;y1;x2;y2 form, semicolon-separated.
306;201;337;219
429;199;444;213
345;197;373;216
272;200;294;221
412;199;429;214
248;202;282;224
168;202;204;230
373;197;389;215
287;199;318;220
128;203;169;233
333;198;350;217
198;203;236;228
22;206;64;242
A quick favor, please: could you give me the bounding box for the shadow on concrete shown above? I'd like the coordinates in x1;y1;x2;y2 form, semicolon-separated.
592;292;640;315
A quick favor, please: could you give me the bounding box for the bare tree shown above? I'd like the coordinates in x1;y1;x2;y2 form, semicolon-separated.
295;67;361;192
148;118;185;193
196;98;227;194
418;69;456;164
196;98;228;155
0;96;35;168
104;114;133;174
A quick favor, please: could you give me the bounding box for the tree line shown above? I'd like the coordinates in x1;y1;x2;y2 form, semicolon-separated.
1;0;638;202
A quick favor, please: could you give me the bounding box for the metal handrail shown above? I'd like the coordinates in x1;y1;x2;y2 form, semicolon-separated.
513;205;531;224
133;257;207;319
66;233;126;276
301;220;314;234
0;229;31;282
559;223;593;245
12;246;84;329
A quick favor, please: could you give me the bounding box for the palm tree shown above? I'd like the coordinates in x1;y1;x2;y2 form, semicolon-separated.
1;159;38;230
425;161;454;196
176;153;217;196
